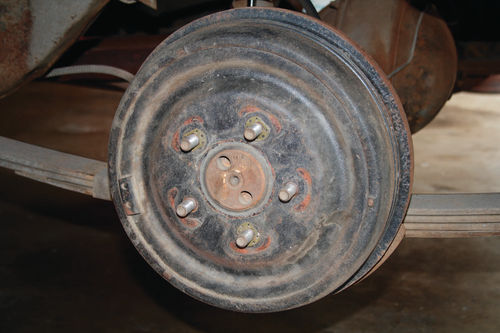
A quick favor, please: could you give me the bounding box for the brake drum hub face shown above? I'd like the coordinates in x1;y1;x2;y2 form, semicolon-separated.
201;143;273;214
109;8;413;312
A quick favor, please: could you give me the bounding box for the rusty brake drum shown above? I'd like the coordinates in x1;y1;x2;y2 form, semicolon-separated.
108;8;413;312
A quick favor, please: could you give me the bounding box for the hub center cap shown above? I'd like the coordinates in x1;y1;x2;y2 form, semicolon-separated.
201;142;273;215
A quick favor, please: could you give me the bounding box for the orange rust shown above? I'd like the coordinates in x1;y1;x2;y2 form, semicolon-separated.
229;242;248;254
238;105;262;117
167;187;178;210
267;113;282;133
238;105;282;133
204;149;268;211
256;236;271;251
182;116;204;126
295;193;311;212
171;129;180;152
171;117;203;152
181;218;200;228
123;202;135;216
294;168;312;212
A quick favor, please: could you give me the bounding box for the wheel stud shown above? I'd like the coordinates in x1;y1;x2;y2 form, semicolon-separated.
176;197;197;217
244;122;263;141
279;182;298;202
180;133;200;152
236;228;255;248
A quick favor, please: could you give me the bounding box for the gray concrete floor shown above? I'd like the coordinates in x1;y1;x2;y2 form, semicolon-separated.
0;82;499;332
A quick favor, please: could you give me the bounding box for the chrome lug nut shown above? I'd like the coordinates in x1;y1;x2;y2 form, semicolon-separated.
180;133;200;152
244;122;263;141
176;197;197;217
236;228;255;248
279;182;298;202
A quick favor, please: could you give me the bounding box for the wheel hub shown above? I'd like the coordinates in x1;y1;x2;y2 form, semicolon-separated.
201;143;273;214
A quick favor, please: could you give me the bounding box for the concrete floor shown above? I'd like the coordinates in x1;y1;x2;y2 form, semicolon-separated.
0;82;499;332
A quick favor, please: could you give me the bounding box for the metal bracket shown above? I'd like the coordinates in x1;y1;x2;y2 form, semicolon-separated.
118;176;140;215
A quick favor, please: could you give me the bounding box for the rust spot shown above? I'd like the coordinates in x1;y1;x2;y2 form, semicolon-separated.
367;197;375;207
171;117;203;152
238;105;261;117
167;187;178;210
204;148;268;211
123;202;135;216
238;105;282;133
1;0;109;98
0;0;31;98
256;236;271;252
294;167;312;212
267;114;282;134
181;217;200;228
182;116;204;126
229;242;248;254
171;129;180;152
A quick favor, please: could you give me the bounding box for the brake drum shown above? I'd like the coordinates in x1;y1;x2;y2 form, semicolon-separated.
108;8;413;312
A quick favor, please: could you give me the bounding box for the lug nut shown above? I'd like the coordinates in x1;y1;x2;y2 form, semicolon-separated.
236;228;255;248
176;197;197;217
244;122;263;141
180;133;200;152
279;182;298;202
